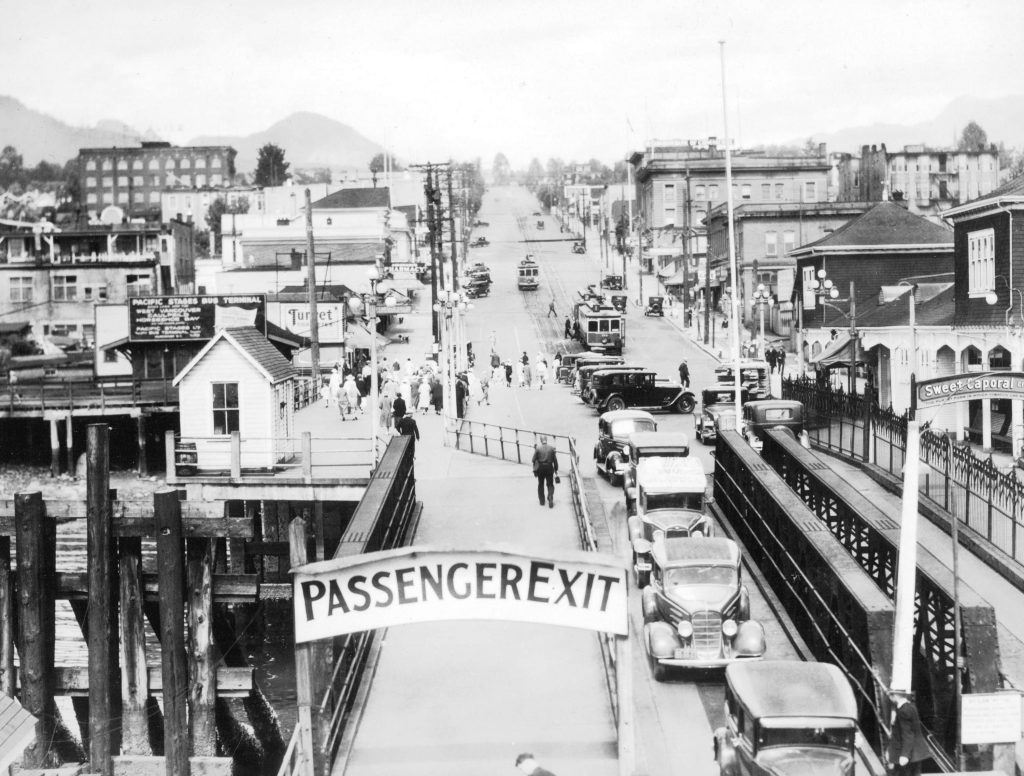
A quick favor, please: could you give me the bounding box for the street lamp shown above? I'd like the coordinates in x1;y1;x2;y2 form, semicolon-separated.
810;268;860;395
354;266;396;466
749;284;773;359
433;290;472;432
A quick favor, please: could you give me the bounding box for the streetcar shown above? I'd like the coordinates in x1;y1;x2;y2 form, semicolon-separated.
517;258;540;290
573;298;625;354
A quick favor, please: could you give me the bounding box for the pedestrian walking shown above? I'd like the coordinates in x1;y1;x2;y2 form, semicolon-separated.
547;298;557;317
524;360;533;389
490;350;501;369
516;360;525;387
327;367;342;408
504;361;513;387
531;436;559;508
467;370;482;405
392;393;407;427
777;348;786;374
400;378;412;414
480;371;490;404
564;317;572;339
430;377;443;415
678;360;690;389
395;413;420;455
537;359;548;389
405;357;415;377
887;691;930;776
515;753;558;776
378;391;391;431
343;374;359;416
455;374;467;419
337;382;351;420
418;378;431;415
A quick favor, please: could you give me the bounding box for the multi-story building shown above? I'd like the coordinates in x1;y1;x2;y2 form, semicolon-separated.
77;141;237;220
705;201;875;330
0;218;195;347
629;140;831;288
834;144;1001;220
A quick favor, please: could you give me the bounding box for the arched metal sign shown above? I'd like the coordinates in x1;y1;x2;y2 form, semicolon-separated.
292;546;628;643
913;371;1024;410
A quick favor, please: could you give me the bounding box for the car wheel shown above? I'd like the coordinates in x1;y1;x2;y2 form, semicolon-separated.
675;394;695;414
607;396;626;412
633;555;650;588
625;498;636;517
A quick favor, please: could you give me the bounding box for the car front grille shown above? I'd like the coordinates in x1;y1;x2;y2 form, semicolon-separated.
691;610;722;656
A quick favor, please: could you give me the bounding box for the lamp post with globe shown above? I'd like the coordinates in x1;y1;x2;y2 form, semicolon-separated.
349;266;396;466
749;284;773;359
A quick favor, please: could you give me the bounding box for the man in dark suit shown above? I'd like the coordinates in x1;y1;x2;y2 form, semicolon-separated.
532;436;558;508
888;690;930;776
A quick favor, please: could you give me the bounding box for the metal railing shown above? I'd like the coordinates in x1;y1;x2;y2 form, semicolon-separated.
2;378;178;413
783;377;1024;569
165;430;373;482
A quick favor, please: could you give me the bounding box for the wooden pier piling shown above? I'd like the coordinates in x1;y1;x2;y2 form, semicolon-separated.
0;534;12;697
155;488;190;776
15;490;57;768
187;538;216;756
118;535;152;755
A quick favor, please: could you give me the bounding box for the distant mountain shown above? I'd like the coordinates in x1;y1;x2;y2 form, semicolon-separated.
799;94;1024;154
188;112;384;173
0;95;154;166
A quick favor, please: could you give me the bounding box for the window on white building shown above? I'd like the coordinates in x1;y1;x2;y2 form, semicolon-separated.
775;183;784;199
765;231;778;256
181;175;191;187
695;184;706;200
968;228;995;296
9;277;33;302
86;177;97;188
783;230;796;254
212;382;240;435
132;160;143;170
212;157;222;169
126;274;152;297
102;159;112;171
663;183;676;224
804;181;817;200
86;160;97;171
165;159;175;170
181;158;191;169
195;158;206;169
148;159;159;171
741;184;752;199
761;183;771;198
196;174;206;187
708;185;718;200
52;275;78;301
117;160;128;171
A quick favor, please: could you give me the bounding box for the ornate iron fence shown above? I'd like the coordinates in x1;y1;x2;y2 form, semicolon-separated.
782;378;1024;569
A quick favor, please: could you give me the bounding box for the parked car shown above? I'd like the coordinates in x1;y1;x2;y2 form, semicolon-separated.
601;275;624;290
471;237;490;247
581;365;648;404
645;296;664;316
536;220;545;229
464;279;490;298
594;410;657;484
714;661;859;776
628;456;712;585
695;386;750;445
591;370;695;414
570;354;625;394
555;351;587;384
621;430;690;512
641;536;765;678
741;399;804;454
474;220;489;227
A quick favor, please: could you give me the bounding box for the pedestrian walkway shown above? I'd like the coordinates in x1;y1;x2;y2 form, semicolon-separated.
338;442;619;776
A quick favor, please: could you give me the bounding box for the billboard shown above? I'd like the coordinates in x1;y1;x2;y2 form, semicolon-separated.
293;546;628;642
915;371;1024;409
129;294;266;342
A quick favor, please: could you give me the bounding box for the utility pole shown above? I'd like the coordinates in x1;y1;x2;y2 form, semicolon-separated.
849;280;857;396
447;167;459;291
682;170;692;327
304;189;321;390
704;199;712;345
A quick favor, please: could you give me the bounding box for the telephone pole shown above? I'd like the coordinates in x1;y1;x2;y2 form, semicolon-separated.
304;189;321;390
446;167;459;290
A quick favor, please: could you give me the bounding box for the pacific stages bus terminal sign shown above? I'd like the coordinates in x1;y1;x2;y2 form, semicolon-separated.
915;371;1024;409
129;294;267;341
293;547;629;642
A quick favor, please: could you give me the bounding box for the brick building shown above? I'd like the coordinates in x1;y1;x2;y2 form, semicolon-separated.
77;141;237;221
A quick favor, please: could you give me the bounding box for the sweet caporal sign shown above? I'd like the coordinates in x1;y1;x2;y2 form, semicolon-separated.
915;371;1024;409
292;547;628;642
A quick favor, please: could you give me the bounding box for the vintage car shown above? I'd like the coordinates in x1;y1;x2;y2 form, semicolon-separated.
555;351;586;384
641;536;765;677
609;294;627;312
628;456;712;585
645;296;664;316
601;274;624;290
741;400;805;454
570;354;625;393
621;431;690;513
695;386;750;445
581;365;647;404
536;219;545;229
464;278;490;298
593;409;657;485
470;236;490;247
714;661;859;776
473;219;489;227
715;360;771;400
591;370;696;414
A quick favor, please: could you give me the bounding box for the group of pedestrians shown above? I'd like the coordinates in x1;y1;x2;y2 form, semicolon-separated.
487;350;557;391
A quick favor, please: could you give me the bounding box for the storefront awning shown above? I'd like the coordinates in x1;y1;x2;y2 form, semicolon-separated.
810;333;867;368
346;324;391;350
662;269;688;286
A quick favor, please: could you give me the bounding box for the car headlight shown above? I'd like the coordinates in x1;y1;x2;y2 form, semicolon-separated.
722;619;738;638
690;528;704;538
677;621;694;639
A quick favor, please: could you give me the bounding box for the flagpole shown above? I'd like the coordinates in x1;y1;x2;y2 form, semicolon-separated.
720;41;743;422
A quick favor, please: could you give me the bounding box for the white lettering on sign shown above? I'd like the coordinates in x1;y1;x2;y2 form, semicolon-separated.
960;691;1023;744
292;547;628;642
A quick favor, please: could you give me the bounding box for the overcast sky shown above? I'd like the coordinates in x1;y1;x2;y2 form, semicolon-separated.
8;0;1023;169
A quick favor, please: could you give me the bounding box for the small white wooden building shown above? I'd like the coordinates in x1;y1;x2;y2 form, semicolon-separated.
173;326;297;472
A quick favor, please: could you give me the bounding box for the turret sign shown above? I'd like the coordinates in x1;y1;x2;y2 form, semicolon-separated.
292;546;628;642
915;371;1024;409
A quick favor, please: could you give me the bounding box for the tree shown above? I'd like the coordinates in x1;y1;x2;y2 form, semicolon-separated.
253;143;290;186
492;152;511;185
525;158;544;191
0;146;24;189
958;121;988;152
368;153;404;173
205;196;250;257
